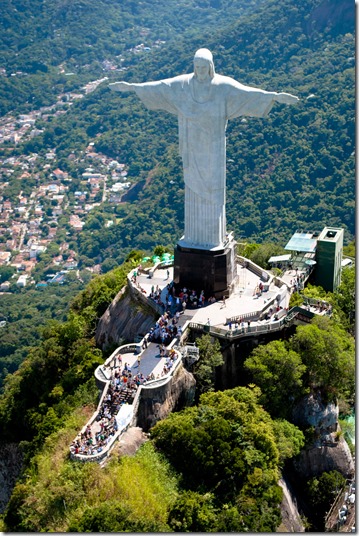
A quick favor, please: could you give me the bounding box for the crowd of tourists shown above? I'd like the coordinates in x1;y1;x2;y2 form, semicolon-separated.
70;416;119;457
71;269;187;458
147;310;183;345
70;358;148;457
148;279;217;314
166;284;217;311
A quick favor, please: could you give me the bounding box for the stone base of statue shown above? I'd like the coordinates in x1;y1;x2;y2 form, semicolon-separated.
173;236;237;299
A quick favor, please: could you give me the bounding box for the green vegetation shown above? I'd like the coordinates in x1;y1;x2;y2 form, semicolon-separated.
291;316;355;403
306;470;346;531
151;386;304;532
0;0;354;266
192;334;224;398
333;266;356;333
237;241;287;269
244;340;307;418
0;0;266;116
0;250;354;532
244;316;355;418
343;240;355;258
0;279;89;392
0;0;355;532
0;262;132;448
2;385;304;532
4;438;177;532
339;415;355;455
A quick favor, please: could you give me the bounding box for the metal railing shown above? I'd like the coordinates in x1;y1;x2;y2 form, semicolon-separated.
71;344;184;461
225;294;279;325
189;305;316;340
71;259;326;462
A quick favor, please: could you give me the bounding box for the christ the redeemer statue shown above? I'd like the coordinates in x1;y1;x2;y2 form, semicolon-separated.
110;48;299;250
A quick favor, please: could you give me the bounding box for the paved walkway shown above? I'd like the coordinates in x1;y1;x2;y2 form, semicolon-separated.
135;264;291;332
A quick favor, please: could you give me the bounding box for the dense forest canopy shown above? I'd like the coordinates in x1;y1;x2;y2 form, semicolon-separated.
1;0;354;257
0;0;266;115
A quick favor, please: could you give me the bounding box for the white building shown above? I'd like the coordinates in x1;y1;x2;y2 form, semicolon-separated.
29;244;47;259
16;274;28;287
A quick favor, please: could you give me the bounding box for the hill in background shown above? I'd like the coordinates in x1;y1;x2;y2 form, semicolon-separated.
0;0;355;254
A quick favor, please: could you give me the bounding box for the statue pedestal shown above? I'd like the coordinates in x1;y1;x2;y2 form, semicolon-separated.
173;238;237;299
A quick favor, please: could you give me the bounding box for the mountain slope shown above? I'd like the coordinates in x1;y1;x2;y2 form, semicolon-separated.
0;0;265;114
2;0;355;254
73;0;354;252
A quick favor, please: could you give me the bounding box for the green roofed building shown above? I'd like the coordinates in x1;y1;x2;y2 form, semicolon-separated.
283;226;344;292
314;227;344;292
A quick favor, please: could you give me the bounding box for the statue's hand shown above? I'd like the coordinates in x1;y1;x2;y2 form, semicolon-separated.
109;81;134;92
275;92;299;105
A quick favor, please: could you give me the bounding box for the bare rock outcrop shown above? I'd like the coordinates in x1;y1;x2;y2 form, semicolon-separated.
136;364;196;432
278;477;305;532
116;427;149;457
0;443;23;514
292;392;354;479
95;287;156;350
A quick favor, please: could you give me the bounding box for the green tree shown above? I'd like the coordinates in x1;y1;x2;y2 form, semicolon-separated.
306;470;346;530
153;245;170;258
244;340;307;417
69;501;163;532
125;249;144;263
333;266;355;331
153;387;284;499
168;491;218;532
193;334;224;397
343;240;355;258
290;316;355;402
289;291;304;308
247;243;286;269
83;216;103;231
0;265;16;282
237;242;260;258
101;258;118;273
152;386;298;531
271;419;305;465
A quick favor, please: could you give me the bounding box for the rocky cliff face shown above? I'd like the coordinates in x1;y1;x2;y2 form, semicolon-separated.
0;443;23;514
278;477;305;533
95;287;157;350
292;392;354;479
136;364;196;432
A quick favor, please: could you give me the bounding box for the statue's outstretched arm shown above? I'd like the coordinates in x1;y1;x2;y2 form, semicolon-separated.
273;92;300;105
109;81;137;92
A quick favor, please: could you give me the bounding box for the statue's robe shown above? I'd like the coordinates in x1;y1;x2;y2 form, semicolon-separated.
133;74;276;249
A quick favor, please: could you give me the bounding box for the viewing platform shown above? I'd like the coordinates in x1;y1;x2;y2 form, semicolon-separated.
70;256;331;463
129;255;329;341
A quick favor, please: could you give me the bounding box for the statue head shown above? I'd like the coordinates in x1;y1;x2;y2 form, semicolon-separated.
193;48;215;80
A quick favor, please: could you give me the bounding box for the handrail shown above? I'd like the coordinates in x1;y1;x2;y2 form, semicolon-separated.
226;294;279;325
324;482;347;529
189;305;318;341
72;258;331;462
128;275;165;316
141;354;183;390
237;255;271;282
71;345;183;461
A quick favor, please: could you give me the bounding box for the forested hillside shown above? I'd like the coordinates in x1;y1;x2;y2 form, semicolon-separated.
0;0;265;115
0;259;355;531
8;0;354;259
